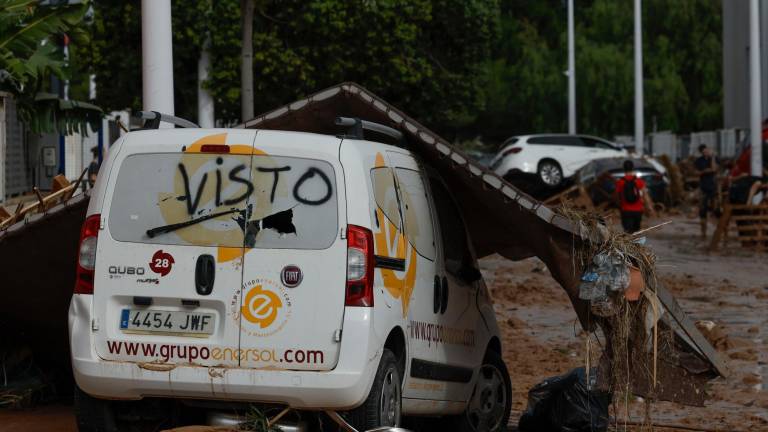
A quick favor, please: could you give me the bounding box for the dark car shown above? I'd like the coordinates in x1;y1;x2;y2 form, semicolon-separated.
577;157;669;206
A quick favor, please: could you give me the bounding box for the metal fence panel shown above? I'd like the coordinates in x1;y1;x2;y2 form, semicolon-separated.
3;96;30;197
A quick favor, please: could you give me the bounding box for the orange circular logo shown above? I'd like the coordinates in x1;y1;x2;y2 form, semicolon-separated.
241;284;283;329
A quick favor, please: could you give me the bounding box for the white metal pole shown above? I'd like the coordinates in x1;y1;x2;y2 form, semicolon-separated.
634;0;644;156
750;0;763;176
141;0;175;127
197;37;215;128
567;0;576;134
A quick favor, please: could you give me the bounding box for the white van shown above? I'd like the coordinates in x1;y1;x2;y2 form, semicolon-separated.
69;117;511;432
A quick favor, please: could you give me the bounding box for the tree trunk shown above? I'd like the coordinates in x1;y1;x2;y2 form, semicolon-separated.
240;0;255;122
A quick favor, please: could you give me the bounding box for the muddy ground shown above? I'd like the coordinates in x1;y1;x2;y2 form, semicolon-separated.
1;215;766;432
485;213;768;431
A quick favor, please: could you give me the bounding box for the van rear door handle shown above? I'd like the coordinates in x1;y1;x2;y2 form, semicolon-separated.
440;276;449;314
195;254;215;296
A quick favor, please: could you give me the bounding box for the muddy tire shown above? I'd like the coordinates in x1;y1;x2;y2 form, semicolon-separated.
74;384;118;432
537;160;563;187
456;351;511;432
346;349;402;430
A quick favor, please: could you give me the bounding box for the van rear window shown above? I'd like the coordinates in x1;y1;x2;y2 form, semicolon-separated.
108;153;338;249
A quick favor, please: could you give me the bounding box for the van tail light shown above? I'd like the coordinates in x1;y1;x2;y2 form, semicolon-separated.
75;214;101;295
345;225;374;307
501;147;522;158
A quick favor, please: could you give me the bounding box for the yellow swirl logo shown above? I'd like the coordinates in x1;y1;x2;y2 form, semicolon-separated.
242;284;283;329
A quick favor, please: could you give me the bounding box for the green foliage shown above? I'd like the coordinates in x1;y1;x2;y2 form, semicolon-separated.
240;406;281;432
81;0;211;121
85;0;499;130
473;0;723;146
0;0;101;134
82;0;722;146
204;0;499;128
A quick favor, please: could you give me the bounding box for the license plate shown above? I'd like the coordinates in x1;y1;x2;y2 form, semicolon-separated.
120;309;215;336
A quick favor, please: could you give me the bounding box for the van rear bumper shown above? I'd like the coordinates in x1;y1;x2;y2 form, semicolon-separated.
69;295;381;409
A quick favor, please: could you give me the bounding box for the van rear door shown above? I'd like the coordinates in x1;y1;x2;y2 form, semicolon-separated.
238;131;346;371
92;130;257;367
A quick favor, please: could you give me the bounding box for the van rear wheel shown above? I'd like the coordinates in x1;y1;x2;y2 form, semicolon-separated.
346;349;402;430
74;384;118;432
456;351;511;432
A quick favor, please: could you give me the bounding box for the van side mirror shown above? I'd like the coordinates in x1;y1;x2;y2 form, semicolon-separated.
458;265;482;283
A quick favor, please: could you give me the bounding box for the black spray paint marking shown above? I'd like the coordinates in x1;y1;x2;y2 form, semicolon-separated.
257;166;291;202
293;167;332;205
177;162;254;215
178;164;207;215
215;157;223;206
224;164;253;206
177;162;330;215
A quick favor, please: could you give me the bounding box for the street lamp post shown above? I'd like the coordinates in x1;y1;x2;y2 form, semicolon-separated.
567;0;576;135
141;0;175;127
750;0;763;176
634;0;644;156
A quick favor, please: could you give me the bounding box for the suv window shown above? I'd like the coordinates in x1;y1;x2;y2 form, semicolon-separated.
394;168;435;261
109;153;338;249
429;178;472;276
588;138;618;150
498;137;518;150
528;136;581;146
371;167;402;230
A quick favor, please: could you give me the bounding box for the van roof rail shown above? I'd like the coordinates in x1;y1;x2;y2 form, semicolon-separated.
335;117;403;143
136;111;200;129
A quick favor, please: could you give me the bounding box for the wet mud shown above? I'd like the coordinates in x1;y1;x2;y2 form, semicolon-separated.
482;214;768;431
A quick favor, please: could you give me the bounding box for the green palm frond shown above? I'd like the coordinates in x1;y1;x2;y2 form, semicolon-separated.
0;0;101;135
0;2;86;53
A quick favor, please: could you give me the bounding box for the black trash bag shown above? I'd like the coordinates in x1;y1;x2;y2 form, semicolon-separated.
518;367;611;432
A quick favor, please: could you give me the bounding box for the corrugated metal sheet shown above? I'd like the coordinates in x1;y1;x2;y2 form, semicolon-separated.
240;83;727;404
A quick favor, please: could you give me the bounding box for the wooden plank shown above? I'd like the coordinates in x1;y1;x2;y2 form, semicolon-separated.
730;215;768;221
732;224;765;230
655;283;729;378
544;185;579;205
709;205;732;251
0;184;78;231
33;187;45;209
41;185;75;206
734;236;768;241
0;206;10;221
727;204;768;211
51;174;70;192
67;168;89;200
0;203;24;229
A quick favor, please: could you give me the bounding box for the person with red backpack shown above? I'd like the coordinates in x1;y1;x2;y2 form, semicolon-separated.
615;160;654;233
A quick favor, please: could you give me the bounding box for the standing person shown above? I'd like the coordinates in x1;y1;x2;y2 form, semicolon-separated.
615;160;654;233
694;145;718;238
88;146;101;188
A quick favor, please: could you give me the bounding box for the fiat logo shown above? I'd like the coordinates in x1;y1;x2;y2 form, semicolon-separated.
281;265;303;288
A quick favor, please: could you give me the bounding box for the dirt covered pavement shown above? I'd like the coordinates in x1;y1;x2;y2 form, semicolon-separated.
483;213;768;431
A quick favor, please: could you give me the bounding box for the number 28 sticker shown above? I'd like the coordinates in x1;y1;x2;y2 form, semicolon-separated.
149;250;175;276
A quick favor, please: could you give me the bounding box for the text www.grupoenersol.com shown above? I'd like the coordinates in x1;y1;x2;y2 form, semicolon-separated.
106;341;324;364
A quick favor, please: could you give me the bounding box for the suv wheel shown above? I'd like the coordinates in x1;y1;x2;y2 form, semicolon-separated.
347;349;402;430
74;384;118;432
537;160;563;187
457;351;511;432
